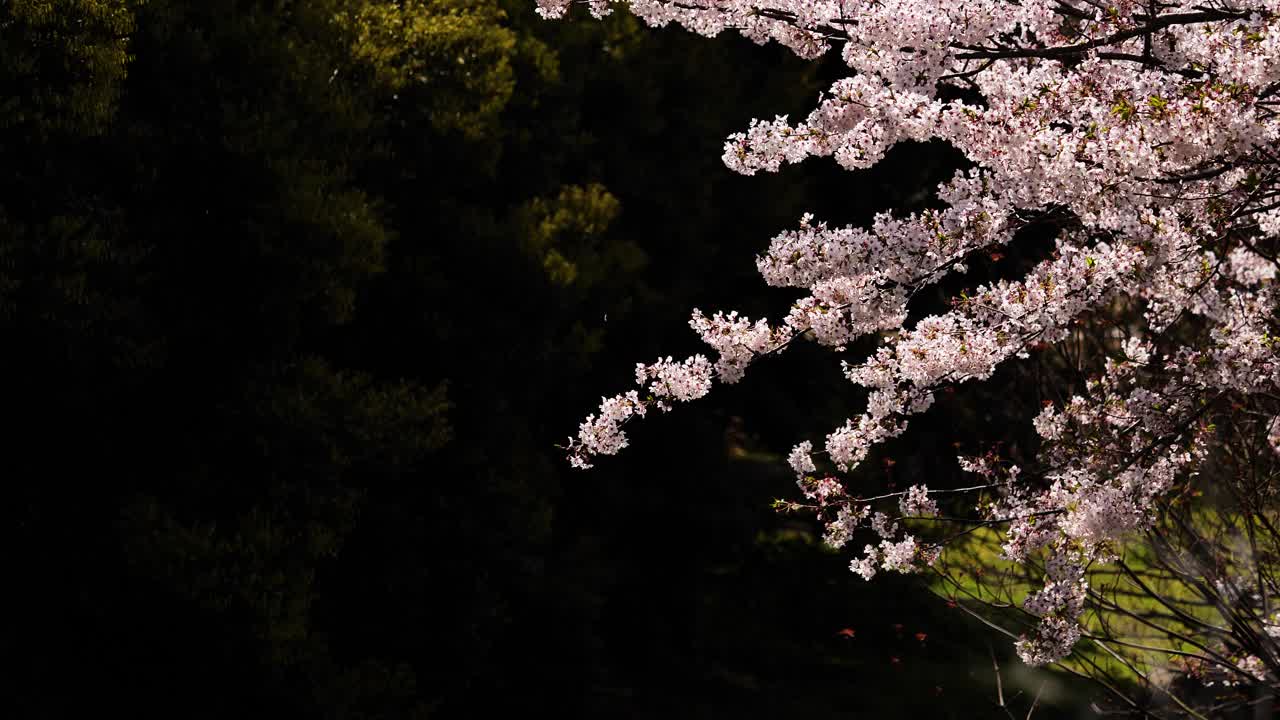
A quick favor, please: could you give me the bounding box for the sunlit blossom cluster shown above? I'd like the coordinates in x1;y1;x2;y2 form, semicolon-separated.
548;0;1280;668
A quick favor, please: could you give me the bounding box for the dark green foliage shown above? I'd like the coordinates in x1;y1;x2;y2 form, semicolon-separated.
0;0;134;136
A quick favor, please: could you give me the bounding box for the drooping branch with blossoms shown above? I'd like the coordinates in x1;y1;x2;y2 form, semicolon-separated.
543;0;1280;713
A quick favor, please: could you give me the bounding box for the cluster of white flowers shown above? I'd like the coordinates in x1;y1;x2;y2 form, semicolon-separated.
570;391;647;468
635;355;715;401
899;484;938;518
842;509;941;580
567;356;713;467
549;0;1280;667
689;309;791;382
823;503;868;549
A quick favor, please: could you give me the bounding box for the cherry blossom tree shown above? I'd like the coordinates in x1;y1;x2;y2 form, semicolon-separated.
542;0;1280;714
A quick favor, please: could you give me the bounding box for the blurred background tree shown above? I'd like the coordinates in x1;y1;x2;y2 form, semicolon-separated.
3;1;1095;717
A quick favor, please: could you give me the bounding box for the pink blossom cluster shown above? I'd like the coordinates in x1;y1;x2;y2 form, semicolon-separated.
568;355;712;468
547;0;1280;666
